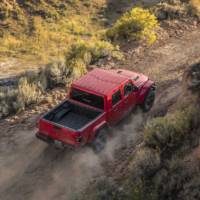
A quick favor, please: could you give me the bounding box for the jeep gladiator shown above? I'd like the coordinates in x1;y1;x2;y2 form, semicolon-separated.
36;68;155;150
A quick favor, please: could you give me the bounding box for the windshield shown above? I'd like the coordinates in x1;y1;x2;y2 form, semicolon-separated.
71;88;104;110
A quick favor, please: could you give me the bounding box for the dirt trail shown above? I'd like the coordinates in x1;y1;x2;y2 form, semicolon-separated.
0;29;200;200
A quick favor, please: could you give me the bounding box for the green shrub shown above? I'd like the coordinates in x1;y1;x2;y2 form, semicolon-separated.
152;1;188;20
0;87;18;118
93;179;128;200
0;74;46;118
18;77;41;106
127;179;158;200
107;7;159;44
144;106;198;153
151;0;200;20
66;39;123;66
65;38;123;79
43;59;71;88
130;148;161;179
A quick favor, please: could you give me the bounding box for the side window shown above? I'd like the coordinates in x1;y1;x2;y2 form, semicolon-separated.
124;82;133;96
112;90;121;106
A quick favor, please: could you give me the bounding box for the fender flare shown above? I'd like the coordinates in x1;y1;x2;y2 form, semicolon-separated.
90;121;108;141
138;80;155;104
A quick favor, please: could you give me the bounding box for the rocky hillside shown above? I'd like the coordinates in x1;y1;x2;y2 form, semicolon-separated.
0;1;200;200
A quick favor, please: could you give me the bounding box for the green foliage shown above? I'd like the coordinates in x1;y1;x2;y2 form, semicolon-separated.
66;39;123;67
144;106;198;153
151;0;200;20
130;148;161;179
18;77;41;106
128;180;158;200
43;59;72;88
64;38;123;79
107;7;159;44
125;103;200;200
152;1;188;20
93;179;128;200
0;75;43;118
0;87;18;118
0;1;23;20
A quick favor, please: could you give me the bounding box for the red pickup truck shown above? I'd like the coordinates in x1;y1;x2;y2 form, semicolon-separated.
36;68;155;151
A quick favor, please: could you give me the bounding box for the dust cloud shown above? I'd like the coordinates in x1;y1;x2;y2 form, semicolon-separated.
31;111;144;200
0;111;144;200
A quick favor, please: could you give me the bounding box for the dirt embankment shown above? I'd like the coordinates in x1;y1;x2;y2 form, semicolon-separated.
0;27;200;200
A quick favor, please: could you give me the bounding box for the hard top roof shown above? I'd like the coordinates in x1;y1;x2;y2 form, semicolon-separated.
72;68;131;96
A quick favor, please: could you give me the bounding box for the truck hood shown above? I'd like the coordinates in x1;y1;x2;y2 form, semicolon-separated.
132;72;149;88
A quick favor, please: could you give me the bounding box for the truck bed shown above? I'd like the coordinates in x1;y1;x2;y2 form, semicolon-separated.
43;101;102;131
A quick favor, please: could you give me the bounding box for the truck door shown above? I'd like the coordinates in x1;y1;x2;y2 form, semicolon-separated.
109;89;124;125
123;81;137;115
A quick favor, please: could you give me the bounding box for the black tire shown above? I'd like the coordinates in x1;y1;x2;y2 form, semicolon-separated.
91;128;107;153
141;86;156;112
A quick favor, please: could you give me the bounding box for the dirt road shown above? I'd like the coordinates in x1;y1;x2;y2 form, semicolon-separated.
0;29;200;200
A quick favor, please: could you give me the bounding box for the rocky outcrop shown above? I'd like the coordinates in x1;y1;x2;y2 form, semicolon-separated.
187;62;200;92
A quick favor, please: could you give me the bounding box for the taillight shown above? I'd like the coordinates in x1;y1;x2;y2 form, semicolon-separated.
76;136;82;143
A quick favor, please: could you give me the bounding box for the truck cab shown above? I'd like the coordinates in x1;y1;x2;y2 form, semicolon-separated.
36;68;155;150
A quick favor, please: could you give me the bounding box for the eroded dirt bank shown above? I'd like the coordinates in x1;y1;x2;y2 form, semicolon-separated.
0;29;200;200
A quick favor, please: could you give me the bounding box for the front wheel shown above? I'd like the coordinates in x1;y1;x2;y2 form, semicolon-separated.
141;86;156;112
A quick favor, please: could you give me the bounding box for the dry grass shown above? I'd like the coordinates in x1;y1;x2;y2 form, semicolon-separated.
0;1;108;66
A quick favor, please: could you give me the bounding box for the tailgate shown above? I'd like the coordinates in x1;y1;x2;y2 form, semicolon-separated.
39;119;77;145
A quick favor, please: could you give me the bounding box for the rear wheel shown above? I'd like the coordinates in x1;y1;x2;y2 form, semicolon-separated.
141;86;156;112
91;129;107;153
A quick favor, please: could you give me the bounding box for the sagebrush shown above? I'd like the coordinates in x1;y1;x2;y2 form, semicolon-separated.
144;106;198;154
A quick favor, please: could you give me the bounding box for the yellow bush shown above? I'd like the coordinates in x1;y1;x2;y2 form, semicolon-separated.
1;35;22;50
190;0;200;15
71;59;87;79
107;7;159;45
